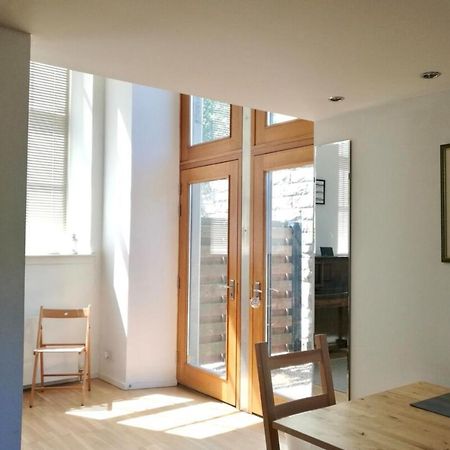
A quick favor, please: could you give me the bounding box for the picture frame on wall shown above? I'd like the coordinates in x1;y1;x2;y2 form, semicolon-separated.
441;144;450;262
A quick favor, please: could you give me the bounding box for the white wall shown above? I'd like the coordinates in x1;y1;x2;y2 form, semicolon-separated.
0;26;29;450
100;79;132;386
315;90;450;398
127;85;179;388
100;80;179;389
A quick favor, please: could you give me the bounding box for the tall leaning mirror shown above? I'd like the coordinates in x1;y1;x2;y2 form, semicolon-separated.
314;140;351;400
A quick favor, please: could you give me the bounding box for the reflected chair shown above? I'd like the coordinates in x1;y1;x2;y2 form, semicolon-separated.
255;334;336;450
29;305;91;407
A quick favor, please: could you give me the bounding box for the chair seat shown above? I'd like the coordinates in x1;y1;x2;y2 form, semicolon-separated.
34;345;86;353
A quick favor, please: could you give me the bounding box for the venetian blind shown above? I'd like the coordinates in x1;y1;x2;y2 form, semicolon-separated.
337;141;350;255
26;62;69;254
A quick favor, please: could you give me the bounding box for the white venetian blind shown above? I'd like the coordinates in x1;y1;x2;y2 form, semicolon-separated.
26;62;69;254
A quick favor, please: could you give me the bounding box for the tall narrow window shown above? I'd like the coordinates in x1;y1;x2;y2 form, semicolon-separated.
26;62;69;255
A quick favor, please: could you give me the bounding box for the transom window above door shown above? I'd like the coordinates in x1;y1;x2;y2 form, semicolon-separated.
253;110;313;151
190;96;231;146
180;94;242;165
266;112;297;126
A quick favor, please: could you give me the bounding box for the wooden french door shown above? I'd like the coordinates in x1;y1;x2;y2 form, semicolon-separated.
177;160;239;406
249;146;314;413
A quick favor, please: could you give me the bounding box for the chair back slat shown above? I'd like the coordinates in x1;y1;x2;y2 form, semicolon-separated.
37;306;91;348
41;308;90;319
267;348;322;370
255;334;336;450
273;394;330;420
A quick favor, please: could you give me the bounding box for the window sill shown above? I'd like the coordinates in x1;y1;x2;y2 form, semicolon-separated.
25;254;96;265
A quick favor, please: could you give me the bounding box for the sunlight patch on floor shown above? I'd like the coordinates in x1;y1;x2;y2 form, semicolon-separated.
118;401;244;433
167;411;262;439
66;393;192;420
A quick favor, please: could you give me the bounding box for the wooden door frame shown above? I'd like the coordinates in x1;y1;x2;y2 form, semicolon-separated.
249;145;314;414
177;160;240;406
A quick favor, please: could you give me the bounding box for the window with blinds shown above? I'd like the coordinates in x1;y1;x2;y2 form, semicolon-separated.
26;62;70;255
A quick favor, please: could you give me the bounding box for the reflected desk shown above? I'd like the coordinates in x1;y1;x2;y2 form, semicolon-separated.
315;256;349;350
315;293;348;350
274;382;450;450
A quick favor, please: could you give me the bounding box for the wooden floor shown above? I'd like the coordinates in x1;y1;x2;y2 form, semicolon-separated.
21;379;345;449
22;379;268;450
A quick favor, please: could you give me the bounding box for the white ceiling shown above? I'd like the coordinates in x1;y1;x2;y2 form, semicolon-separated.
1;0;450;120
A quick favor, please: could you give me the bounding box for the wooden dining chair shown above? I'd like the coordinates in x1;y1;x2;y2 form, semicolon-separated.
255;334;336;450
29;305;91;408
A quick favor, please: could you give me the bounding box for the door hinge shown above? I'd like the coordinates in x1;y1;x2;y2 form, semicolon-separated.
177;276;180;289
179;204;181;217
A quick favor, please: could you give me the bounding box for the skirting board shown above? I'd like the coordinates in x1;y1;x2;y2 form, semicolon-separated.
97;373;128;390
98;373;177;390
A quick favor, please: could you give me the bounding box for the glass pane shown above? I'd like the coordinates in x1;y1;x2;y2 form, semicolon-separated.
190;96;231;146
187;178;229;378
267;112;297;126
265;165;315;399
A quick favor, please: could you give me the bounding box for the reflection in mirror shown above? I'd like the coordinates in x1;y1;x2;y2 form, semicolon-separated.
314;140;351;401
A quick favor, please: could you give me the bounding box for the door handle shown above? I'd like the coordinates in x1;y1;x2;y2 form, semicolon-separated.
250;281;262;309
225;279;235;301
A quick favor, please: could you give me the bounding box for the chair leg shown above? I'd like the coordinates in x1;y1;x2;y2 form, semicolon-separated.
87;348;91;392
39;352;44;392
262;419;280;450
30;351;39;408
81;351;88;406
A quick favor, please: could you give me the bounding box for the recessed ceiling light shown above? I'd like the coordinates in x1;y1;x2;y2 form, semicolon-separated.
328;96;345;102
421;71;441;80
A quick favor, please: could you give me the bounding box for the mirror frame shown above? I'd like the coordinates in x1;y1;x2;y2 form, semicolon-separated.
441;143;450;262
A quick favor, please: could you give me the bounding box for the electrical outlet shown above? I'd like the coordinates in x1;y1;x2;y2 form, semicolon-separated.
104;351;111;360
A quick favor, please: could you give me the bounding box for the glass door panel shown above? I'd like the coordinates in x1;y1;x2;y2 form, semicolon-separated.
177;161;238;406
188;179;229;378
265;165;315;401
265;166;314;354
250;146;314;413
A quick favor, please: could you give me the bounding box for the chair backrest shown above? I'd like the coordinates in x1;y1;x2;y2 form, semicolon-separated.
36;305;91;348
41;307;90;319
255;334;336;450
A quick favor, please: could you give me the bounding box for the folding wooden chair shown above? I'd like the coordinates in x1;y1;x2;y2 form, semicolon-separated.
29;305;91;407
255;334;336;450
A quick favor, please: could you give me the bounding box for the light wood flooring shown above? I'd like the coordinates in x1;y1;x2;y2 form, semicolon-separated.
22;379;268;450
21;379;345;449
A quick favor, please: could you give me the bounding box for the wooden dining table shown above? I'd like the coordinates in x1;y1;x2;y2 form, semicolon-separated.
274;382;450;450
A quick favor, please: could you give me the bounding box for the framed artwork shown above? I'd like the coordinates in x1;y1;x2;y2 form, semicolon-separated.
316;179;326;205
441;144;450;262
